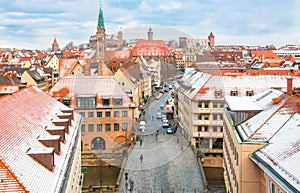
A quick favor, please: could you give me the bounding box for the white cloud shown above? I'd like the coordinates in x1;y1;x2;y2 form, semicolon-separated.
158;1;183;11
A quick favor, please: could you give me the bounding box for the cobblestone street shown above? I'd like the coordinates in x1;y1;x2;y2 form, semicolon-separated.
120;133;205;193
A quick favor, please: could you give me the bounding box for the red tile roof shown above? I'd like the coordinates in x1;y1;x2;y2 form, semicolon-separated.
251;50;279;59
132;40;171;56
0;159;28;192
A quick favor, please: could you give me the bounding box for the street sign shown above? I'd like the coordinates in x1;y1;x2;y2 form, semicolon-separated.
82;167;87;173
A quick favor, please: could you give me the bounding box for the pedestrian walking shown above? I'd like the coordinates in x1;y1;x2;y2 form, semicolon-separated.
139;154;143;163
139;139;143;146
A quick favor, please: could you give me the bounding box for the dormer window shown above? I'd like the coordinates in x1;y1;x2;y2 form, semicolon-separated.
215;90;222;98
231;90;238;96
246;90;254;96
103;98;110;106
113;98;123;106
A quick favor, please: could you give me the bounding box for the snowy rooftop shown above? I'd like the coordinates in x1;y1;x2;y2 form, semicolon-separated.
0;86;81;192
252;112;300;191
224;96;262;111
176;69;300;101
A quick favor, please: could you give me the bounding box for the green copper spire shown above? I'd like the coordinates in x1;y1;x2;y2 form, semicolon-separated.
97;5;105;29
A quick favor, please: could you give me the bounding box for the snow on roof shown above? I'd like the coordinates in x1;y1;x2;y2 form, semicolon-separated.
177;69;300;101
237;92;297;142
49;76;133;105
225;96;262;111
0;86;81;192
253;113;300;191
176;70;212;99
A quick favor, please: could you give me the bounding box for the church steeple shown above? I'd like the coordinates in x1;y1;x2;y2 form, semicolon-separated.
97;3;105;30
96;1;106;61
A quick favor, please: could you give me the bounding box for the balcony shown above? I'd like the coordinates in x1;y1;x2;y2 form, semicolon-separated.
193;108;211;114
193;120;211;125
195;132;223;138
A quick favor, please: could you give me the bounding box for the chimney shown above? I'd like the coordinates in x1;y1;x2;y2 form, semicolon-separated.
37;135;61;154
287;76;293;95
27;147;55;171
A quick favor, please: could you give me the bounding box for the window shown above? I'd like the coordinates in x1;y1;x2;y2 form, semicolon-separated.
62;98;70;106
213;102;218;108
88;112;94;118
88;124;94;132
79;112;85;118
97;124;102;132
76;97;95;109
215;90;222;98
105;111;111;117
103;98;110;106
97;111;102;118
122;111;128;117
204;102;209;108
114;111;119;117
246;90;254;96
81;125;85;132
197;126;201;132
231;90;238;96
113;98;123;106
204;115;209;120
105;124;111;131
114;123;119;131
213;126;218;132
122;123;128;131
268;180;275;193
198;114;201;120
213;114;218;120
204;126;209;132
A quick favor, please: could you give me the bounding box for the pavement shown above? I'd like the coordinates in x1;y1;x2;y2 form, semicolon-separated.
119;92;206;193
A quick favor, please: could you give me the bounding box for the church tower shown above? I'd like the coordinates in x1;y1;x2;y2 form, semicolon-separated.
148;27;153;40
96;3;106;61
52;37;59;52
208;32;215;47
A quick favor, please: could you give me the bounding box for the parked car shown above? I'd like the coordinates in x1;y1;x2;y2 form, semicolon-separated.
156;110;162;118
167;127;173;134
162;119;169;128
139;121;146;132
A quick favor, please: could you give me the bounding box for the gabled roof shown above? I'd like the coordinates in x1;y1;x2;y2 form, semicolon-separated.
0;86;81;192
25;70;44;82
58;58;80;78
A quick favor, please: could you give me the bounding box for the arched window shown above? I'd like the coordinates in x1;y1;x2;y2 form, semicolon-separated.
91;137;105;150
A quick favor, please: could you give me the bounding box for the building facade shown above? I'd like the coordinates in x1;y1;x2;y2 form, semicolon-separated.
49;76;136;153
174;69;300;167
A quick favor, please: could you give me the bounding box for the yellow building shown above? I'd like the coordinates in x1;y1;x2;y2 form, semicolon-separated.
49;76;136;154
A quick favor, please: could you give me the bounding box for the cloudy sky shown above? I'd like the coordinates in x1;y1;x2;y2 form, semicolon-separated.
0;0;299;49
